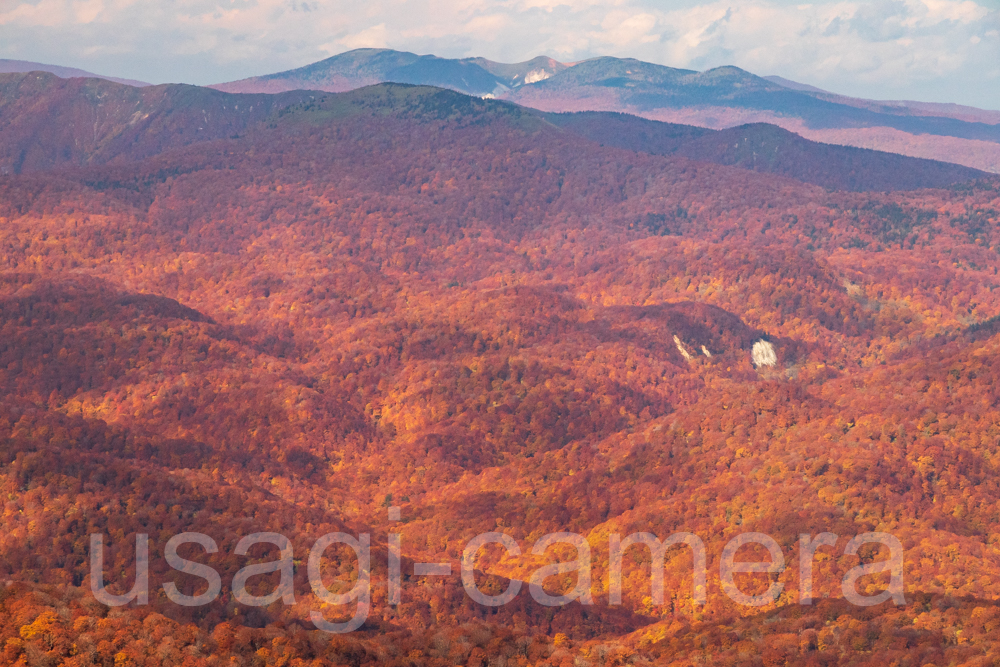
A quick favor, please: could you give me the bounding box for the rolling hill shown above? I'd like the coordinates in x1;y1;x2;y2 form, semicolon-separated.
214;48;1000;174
0;71;315;174
544;112;985;191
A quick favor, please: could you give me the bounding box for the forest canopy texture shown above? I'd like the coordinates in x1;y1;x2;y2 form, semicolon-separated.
0;78;1000;666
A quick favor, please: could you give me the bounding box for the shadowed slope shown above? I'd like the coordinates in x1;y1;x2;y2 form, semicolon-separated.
547;111;987;191
0;71;314;174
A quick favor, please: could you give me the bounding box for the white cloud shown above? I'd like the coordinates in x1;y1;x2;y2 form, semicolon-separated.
594;11;659;47
0;0;997;107
335;23;390;51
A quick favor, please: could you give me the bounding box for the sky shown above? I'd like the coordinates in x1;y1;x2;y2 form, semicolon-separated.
1;0;998;108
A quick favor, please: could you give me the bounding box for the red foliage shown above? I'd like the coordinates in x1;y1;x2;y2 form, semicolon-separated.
0;81;999;665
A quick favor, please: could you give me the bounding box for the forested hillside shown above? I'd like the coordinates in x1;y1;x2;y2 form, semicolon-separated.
0;81;999;665
0;72;314;174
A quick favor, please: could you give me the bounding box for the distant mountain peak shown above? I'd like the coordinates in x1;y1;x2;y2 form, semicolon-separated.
464;55;568;88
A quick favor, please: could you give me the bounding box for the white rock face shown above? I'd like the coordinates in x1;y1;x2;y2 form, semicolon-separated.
751;340;777;368
673;335;693;361
523;69;552;84
701;345;712;358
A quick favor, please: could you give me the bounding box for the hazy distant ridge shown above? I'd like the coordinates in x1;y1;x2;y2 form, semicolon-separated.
0;59;149;87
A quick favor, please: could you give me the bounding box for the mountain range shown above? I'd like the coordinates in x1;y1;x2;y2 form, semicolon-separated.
214;48;1000;173
7;49;997;173
0;71;986;192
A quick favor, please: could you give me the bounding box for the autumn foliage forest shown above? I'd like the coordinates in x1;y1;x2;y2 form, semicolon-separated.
0;77;1000;666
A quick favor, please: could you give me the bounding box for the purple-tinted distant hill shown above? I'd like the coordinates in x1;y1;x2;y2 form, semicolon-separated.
544;111;987;192
0;59;150;87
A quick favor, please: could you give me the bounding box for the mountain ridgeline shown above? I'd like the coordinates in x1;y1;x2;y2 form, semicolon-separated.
210;48;568;97
543;112;987;191
0;58;150;87
0;71;318;175
213;48;1000;173
0;72;987;191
